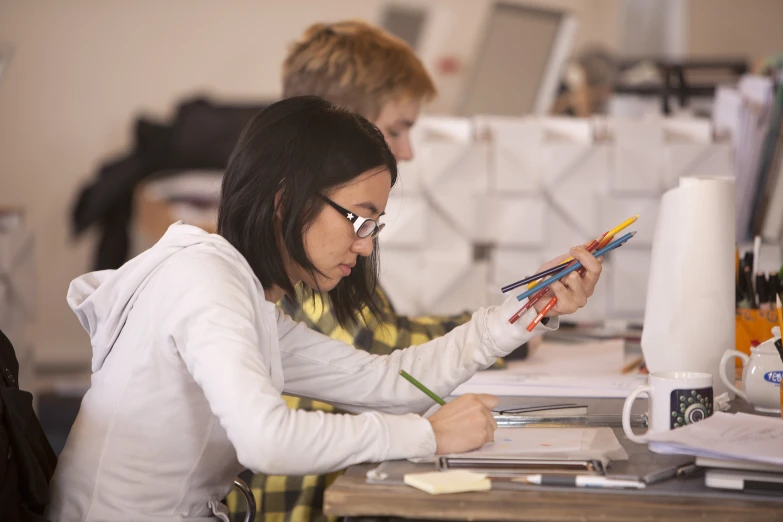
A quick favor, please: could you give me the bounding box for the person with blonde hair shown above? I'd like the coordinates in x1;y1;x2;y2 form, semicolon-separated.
229;20;520;522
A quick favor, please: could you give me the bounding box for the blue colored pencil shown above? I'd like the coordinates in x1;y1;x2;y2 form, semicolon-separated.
516;231;637;302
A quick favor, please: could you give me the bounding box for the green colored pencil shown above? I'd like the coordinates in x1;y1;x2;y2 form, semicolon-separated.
399;370;446;405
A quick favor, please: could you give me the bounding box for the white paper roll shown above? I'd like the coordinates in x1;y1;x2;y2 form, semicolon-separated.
641;177;736;396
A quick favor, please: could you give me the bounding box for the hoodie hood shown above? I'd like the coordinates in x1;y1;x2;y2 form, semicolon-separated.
68;223;243;373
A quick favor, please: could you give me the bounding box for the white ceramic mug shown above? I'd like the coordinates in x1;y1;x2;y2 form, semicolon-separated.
719;330;783;413
622;371;713;444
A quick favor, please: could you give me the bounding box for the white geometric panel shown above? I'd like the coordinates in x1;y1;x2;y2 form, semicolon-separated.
684;143;733;179
378;246;423;315
491;248;547;294
539;117;595;187
427;262;491;316
377;115;730;324
611;120;665;194
430;191;483;241
544;143;610;191
381;194;428;247
427;205;472;251
487;119;545;194
545;191;601;250
480;195;546;247
418;142;489;194
394;161;426;196
542;142;595;186
398;142;467;196
663;118;712;143
598;196;660;247
664;143;714;190
411;115;474;143
608;249;652;317
418;246;474;312
542;117;593;142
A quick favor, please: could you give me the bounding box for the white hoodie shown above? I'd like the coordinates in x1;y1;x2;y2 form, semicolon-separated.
46;223;553;521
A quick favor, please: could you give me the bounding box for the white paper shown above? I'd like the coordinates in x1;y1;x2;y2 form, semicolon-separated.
412;427;627;464
409;428;583;464
452;341;647;398
459;428;583;458
514;340;626;374
647;412;783;466
453;373;648;398
641;177;736;395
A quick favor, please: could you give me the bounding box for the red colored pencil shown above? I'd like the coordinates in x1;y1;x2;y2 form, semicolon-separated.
508;287;549;324
527;296;558;331
522;235;613;330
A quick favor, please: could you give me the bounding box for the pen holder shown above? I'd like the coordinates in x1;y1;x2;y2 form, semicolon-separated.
735;308;780;367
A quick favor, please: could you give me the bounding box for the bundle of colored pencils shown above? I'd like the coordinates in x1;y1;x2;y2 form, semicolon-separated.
503;215;639;330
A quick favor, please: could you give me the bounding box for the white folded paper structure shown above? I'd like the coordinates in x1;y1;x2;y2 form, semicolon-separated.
378;116;734;326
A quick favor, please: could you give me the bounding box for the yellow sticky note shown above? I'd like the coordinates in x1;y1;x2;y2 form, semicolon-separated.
403;470;491;495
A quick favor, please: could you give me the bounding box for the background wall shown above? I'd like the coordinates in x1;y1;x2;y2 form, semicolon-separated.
688;0;783;58
0;0;781;367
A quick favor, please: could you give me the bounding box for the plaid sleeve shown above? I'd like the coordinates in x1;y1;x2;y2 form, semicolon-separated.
278;283;473;355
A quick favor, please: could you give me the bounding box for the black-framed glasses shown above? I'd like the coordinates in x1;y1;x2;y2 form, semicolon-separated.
319;195;385;239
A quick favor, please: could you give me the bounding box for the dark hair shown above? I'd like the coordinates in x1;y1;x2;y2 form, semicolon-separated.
218;96;397;328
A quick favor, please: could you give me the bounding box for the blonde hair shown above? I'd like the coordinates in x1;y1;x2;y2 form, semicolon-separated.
283;20;437;120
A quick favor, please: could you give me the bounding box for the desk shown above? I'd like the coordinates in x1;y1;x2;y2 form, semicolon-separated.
324;397;783;522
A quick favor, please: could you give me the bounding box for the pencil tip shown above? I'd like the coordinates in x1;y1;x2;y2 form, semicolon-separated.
777;294;782;307
631;230;637;236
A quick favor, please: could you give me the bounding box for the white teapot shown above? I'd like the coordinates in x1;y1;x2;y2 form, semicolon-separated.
720;327;783;413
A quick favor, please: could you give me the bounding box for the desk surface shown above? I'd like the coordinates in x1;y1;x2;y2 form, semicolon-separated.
324;397;783;522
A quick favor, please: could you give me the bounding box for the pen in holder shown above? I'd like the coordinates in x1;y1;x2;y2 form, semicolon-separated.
735;308;781;367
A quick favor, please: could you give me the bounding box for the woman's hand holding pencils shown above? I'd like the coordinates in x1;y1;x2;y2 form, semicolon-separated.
506;215;639;326
525;234;614;331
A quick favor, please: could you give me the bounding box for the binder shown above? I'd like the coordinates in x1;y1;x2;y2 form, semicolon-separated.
437;456;607;476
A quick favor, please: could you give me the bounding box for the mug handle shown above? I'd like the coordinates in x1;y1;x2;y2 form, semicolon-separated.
622;385;652;444
719;350;749;402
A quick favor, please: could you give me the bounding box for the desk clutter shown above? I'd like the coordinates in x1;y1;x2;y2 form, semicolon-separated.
384;324;783;499
648;412;783;494
367;403;783;499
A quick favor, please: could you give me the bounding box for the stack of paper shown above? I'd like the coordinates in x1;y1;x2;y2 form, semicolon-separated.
733;76;776;240
412;426;627;465
646;412;783;466
452;339;647;398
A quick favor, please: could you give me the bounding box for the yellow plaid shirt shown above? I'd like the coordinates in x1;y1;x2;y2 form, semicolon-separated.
226;283;477;522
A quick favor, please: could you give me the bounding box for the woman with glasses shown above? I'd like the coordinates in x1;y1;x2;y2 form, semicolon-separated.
47;96;601;521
